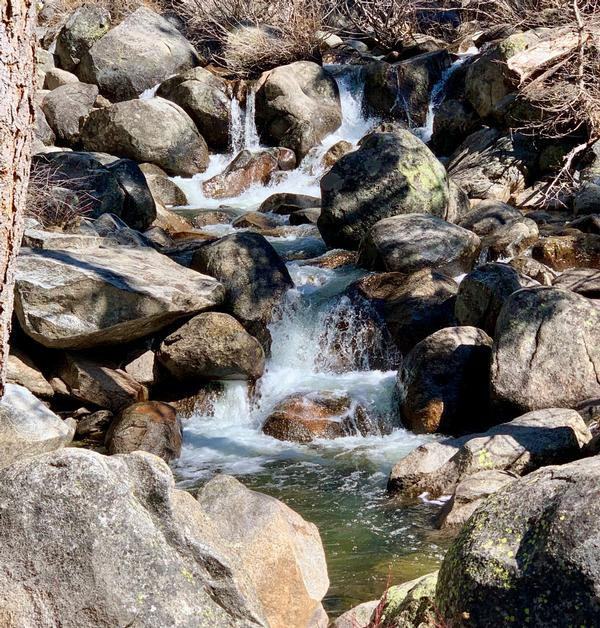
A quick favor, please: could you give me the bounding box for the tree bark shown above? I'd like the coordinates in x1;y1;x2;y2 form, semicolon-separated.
0;1;36;397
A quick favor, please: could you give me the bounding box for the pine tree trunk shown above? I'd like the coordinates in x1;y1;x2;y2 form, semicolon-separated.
0;1;36;397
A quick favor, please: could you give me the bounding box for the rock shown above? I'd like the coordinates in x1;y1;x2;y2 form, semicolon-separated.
106;401;181;462
55;4;111;72
358;214;480;275
430;99;480;156
157;312;265;381
262;393;375;443
198;473;329;628
457;199;524;236
510;254;557;285
318;131;451;249
232;212;280;231
574;181;600;216
190;208;241;227
14;246;224;349
41;82;98;145
347;270;458;354
399;326;493;435
34;106;55;146
78;7;199;101
81;98;209;176
43;68;79;90
448;128;536;202
35;47;55;89
75;409;113;442
532;233;600;270
58;354;148;412
0;448;269;626
0;384;73;468
481;216;539;261
259;192;321;214
105;158;157;230
255;61;342;160
289;207;321;225
435;470;517;530
7;349;54;399
436;455;600;627
376;572;439;628
321;140;354;170
145;173;188;206
363;50;451;125
388;407;591;498
553;267;600;298
202;149;292;199
491;287;600;416
333;601;378;628
569;213;600;234
124;349;157;387
90;212;153;246
300;249;358;269
191;232;293;346
157;67;230;151
455;263;537;335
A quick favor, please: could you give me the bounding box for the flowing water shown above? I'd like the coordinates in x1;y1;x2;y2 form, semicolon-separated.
172;65;455;616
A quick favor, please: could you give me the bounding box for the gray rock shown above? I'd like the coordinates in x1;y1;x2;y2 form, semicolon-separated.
436;455;600;627
289;207;321;225
124;349;157;387
480;216;539;261
22;229;101;251
14;246;224;349
458;199;524;236
157;67;231;151
332;601;378;628
0;384;73;468
81;98;209;176
358;213;480;275
43;68;79;90
157;312;265;381
259;192;320;214
553;267;600;298
78;7;199;101
491;287;600;416
430;99;480;156
75;409;113;442
36;47;54;89
7;349;54;399
106;401;182;462
41;82;98;145
510;254;557;285
198;474;329;628
399;326;492;435
255;61;342;160
145;173;188;206
34;106;55;146
318;131;451;250
55;5;111;72
0;448;268;626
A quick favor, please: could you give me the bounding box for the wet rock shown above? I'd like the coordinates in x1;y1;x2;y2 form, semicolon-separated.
430;99;480;156
319;131;451;250
455;263;537;336
255;61;342;160
0;384;74;468
14;246;224;349
0;448;268;626
259;192;320;214
145;173;188;206
436;470;517;530
57;354;148;413
43;68;79;90
41;82;98;145
289;207;321;225
75;409;113;442
388;407;590;498
262;393;375;443
191;232;293;347
568;213;600;234
157;312;265;381
78;7;199;101
436;455;600;627
358;214;480;276
7;349;54;399
448;128;536;202
106;401;181;462
509;254;557;285
190;207;241;227
491;287;600;416
81;99;209;176
531;233;600;270
321;140;354;169
231;211;280;231
55;4;111;72
457;199;524;236
157;67;230;151
348;270;458;354
399;326;492;435
300;249;358;269
198;473;329;628
553;267;600;298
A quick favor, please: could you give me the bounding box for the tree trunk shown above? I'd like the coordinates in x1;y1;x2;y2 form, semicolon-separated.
0;1;36;397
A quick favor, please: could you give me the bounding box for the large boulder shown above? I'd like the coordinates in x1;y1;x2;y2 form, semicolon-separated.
14;246;224;349
157;312;265;381
553;267;600;298
0;384;74;468
55;5;111;72
436;455;600;627
358;214;480;276
190;232;293;346
318;131;451;250
157;67;231;151
198;473;330;628
81;98;209;176
399;326;493;435
388;408;591;498
491;287;600;416
78;7;199;101
106;401;182;462
255;61;342;160
346;270;458;354
0;448;268;626
43;68;80;91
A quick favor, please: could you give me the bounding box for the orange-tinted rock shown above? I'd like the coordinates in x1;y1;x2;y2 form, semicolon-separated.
532;233;600;271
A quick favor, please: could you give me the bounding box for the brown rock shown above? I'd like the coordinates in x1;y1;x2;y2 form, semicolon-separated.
259;192;320;214
300;249;357;269
7;349;54;399
532;233;600;270
322;140;353;169
232;211;281;231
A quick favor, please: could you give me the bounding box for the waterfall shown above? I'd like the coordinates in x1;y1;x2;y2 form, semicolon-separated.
244;88;260;150
230;88;260;154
